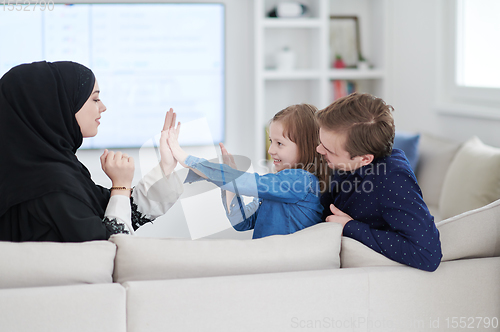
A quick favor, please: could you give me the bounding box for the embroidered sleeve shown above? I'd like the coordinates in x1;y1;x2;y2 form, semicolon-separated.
130;194;156;231
102;217;130;235
104;194;134;234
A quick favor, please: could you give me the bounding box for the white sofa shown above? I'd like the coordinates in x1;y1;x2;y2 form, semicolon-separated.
1;133;500;332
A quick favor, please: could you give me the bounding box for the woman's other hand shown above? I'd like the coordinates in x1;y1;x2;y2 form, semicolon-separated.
219;142;237;209
160;108;177;175
100;149;135;196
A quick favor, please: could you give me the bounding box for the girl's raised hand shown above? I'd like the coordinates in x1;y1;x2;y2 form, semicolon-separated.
166;121;188;167
219;142;237;209
159;108;177;175
219;143;237;169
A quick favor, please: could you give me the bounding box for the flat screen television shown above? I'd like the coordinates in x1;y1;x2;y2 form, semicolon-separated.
0;3;225;148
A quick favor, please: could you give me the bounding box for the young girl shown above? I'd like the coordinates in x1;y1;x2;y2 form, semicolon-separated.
167;104;328;239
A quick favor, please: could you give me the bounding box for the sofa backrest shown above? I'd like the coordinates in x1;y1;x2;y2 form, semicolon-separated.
110;222;343;283
0;240;116;289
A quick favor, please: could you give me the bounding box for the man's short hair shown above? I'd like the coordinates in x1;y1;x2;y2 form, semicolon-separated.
316;92;395;159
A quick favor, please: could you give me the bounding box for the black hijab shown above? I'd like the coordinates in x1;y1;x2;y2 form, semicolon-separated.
0;61;109;218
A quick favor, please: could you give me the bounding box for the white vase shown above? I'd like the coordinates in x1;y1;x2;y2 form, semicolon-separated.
357;61;369;71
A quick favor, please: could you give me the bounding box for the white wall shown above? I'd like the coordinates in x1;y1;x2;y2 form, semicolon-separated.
78;0;500;239
386;0;500;147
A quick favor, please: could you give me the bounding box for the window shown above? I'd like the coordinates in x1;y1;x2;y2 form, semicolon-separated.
456;0;500;89
449;0;500;104
0;4;226;148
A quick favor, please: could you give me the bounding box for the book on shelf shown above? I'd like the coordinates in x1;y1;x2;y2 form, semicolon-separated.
331;80;357;101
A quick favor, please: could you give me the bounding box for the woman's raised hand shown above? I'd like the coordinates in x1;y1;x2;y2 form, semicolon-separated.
100;149;135;196
219;143;237;169
159;108;177;175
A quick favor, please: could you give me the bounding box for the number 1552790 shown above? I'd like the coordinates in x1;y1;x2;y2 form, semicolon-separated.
2;0;55;11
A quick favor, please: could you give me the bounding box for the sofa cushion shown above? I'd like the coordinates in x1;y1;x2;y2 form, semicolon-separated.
123;268;370;332
436;198;500;262
426;204;441;223
123;258;500;332
0;241;116;289
393;131;420;172
415;132;461;208
340;236;404;268
111;222;343;283
439;136;500;219
0;283;126;332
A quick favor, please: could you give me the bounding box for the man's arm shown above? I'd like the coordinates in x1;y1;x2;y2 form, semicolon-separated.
343;170;442;272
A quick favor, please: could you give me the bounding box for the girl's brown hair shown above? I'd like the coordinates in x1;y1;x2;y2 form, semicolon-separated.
271;104;329;192
316;92;395;159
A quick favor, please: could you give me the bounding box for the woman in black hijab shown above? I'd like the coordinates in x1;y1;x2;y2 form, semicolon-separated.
0;61;183;242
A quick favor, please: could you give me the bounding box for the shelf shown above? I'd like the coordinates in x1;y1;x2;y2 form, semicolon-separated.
327;69;385;80
435;103;500;121
262;18;322;28
262;70;322;80
262;69;386;80
253;0;387;170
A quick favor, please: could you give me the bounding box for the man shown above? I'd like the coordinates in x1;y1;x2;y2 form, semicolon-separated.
316;93;441;272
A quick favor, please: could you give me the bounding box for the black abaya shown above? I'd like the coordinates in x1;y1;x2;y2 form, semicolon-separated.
0;61;114;241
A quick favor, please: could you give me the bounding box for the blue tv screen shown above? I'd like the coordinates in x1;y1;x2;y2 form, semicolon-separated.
0;3;225;148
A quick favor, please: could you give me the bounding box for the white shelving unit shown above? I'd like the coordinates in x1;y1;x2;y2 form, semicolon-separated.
253;0;388;170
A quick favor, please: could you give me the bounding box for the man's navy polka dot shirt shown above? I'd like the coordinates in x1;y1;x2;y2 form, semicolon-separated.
321;149;442;272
